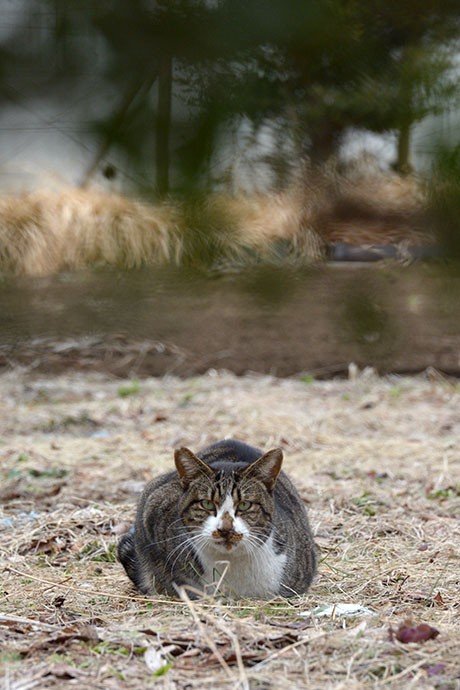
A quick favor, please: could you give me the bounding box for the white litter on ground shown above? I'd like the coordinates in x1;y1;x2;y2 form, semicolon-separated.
300;603;375;618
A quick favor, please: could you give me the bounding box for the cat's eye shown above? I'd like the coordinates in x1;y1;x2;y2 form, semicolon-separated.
237;500;252;512
200;499;215;511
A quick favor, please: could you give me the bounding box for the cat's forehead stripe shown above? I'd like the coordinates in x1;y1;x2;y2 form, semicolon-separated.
217;494;235;519
213;470;237;496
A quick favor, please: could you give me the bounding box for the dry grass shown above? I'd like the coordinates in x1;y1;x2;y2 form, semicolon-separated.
0;186;322;277
306;165;431;247
1;367;459;688
0;168;431;276
0;188;184;276
203;189;324;263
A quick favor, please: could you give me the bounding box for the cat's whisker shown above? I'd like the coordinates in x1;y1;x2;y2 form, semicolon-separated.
143;531;188;548
244;537;265;551
165;536;196;564
241;540;257;560
168;532;213;575
165;534;210;563
167;536;207;573
164;532;206;564
169;542;195;574
244;531;269;547
245;537;266;554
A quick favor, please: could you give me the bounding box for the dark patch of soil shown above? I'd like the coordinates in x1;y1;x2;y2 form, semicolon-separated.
1;263;460;378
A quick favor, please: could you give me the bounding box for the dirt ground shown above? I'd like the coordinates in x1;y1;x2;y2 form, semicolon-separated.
1;367;459;689
3;264;460;380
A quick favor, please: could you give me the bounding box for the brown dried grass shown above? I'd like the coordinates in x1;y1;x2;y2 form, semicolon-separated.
0;169;430;276
0;188;184;276
0;186;323;277
204;188;324;262
307;166;431;247
1;367;459;688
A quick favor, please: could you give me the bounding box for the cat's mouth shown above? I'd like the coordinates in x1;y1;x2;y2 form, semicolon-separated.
212;530;243;551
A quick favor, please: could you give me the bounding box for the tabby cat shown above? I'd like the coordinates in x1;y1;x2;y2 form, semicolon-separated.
118;440;316;599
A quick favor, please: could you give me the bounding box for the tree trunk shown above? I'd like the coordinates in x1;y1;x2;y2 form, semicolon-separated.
395;122;413;175
156;55;173;197
308;121;339;165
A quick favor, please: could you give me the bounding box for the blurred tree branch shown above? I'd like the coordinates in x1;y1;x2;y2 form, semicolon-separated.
1;0;460;192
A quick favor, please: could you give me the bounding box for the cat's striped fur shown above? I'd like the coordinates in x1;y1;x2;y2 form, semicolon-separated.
118;440;317;599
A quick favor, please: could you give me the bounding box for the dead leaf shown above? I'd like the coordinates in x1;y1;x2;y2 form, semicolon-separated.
0;619;31;633
433;591;444;606
70;539;85;553
177;648;200;659
20;536;67;555
393;620;440;644
222;651;261;665
68;624;99;643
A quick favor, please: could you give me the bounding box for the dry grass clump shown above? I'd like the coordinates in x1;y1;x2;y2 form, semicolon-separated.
310;165;431;247
0;166;432;276
1;367;459;688
0;185;326;276
203;189;325;263
59;189;184;271
0;185;326;277
0;188;184;276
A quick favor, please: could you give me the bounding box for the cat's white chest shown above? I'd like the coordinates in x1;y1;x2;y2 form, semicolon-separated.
198;533;287;598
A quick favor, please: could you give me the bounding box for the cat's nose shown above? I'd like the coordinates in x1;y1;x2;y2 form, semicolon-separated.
217;527;234;538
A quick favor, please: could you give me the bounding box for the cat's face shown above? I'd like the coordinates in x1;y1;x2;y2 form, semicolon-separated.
174;447;282;554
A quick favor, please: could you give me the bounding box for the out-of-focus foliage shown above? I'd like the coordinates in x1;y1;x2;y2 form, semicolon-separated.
1;0;460;194
427;144;460;258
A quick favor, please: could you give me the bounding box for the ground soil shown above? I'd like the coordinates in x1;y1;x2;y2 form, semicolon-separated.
1;263;460;379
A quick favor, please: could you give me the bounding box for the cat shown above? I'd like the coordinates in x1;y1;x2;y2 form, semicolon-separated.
118;439;317;599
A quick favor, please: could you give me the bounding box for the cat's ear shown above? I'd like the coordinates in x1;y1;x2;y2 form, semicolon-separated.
174;447;214;489
242;448;283;491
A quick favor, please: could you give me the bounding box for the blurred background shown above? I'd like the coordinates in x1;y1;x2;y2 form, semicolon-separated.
1;0;460;378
